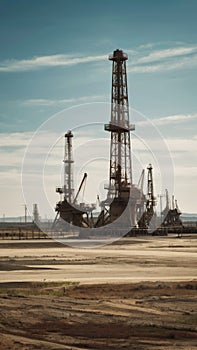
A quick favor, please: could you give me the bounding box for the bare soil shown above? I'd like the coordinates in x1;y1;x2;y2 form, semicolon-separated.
0;236;197;349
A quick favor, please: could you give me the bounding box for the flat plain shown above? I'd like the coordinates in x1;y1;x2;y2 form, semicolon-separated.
0;235;196;349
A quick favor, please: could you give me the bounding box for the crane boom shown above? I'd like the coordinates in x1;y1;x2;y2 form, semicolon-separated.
138;169;145;192
73;173;87;204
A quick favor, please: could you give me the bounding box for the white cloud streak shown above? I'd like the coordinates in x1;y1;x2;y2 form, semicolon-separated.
129;53;197;73
132;135;197;153
0;44;197;74
129;44;197;73
166;136;197;152
22;94;108;107
0;131;33;147
1;126;196;163
137;46;197;64
136;113;197;127
154;113;197;126
0;54;106;72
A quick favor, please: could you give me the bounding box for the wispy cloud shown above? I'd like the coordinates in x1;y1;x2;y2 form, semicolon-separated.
137;46;197;64
166;136;197;152
152;113;197;126
22;94;108;107
0;53;106;72
128;44;197;73
0;131;34;147
1;43;197;74
136;113;197;127
129;52;197;73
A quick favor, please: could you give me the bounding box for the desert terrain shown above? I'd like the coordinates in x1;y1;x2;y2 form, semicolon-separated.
0;235;196;349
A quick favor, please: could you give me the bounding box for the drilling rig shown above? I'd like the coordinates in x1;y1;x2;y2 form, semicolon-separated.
95;49;143;230
33;203;40;224
52;49;184;237
162;191;182;228
53;131;95;229
138;164;157;229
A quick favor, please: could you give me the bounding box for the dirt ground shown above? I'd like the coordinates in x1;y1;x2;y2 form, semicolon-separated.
0;236;197;349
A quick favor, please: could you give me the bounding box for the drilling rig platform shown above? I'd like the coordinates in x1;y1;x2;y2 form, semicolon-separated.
53;49;183;237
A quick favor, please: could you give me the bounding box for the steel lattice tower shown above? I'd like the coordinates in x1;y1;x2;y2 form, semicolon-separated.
146;164;156;210
63;131;74;203
105;49;135;199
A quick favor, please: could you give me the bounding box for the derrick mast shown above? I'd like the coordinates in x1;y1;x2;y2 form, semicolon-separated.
33;203;40;224
98;49;141;228
138;164;156;229
162;193;182;228
165;189;170;211
161;189;170;220
105;49;135;199
63;131;74;203
146;164;156;210
54;132;95;229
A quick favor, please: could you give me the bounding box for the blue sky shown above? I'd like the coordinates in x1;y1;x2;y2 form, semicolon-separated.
0;0;197;217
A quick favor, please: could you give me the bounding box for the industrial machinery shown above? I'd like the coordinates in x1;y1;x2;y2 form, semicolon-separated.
138;164;157;229
53;131;95;229
95;49;143;229
162;191;182;228
33;203;40;224
52;49;183;236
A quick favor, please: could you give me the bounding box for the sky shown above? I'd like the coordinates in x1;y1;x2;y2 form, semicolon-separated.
0;0;197;219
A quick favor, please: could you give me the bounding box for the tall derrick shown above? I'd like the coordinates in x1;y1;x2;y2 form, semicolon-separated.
105;49;134;197
100;49;141;227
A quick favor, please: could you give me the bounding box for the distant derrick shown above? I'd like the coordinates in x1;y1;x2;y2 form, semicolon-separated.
162;192;182;228
56;131;74;203
33;203;40;224
53;132;95;229
138;164;157;229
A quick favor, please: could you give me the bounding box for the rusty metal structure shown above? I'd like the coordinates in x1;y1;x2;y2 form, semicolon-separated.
138;164;157;229
63;130;74;203
53;132;95;229
162;192;182;228
106;49;134;195
52;49;185;236
95;49;142;229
